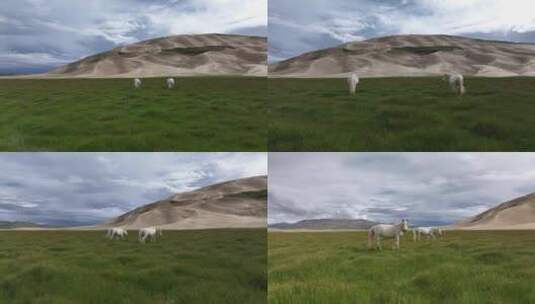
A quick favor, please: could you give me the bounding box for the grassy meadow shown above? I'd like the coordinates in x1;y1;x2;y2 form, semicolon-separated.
0;77;266;151
269;230;535;304
0;229;266;304
268;77;535;151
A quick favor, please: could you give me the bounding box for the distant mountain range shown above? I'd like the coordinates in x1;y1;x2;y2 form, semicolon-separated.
269;218;379;230
269;34;535;77
454;192;535;230
0;221;58;229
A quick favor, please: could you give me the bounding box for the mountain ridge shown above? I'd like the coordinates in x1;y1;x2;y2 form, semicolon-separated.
269;34;535;77
269;218;379;230
101;175;267;230
454;192;535;230
45;33;266;78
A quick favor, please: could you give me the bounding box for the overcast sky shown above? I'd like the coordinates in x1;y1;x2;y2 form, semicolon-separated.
0;153;266;226
269;153;535;227
269;0;535;62
0;0;267;74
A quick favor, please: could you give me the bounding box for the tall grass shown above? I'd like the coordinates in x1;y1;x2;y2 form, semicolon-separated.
0;229;266;304
0;77;266;151
269;230;535;304
268;77;535;151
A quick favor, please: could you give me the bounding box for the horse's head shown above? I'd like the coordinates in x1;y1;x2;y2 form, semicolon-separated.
401;219;409;231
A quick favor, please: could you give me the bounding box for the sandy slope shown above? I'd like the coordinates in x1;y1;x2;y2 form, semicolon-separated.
269;35;535;77
454;193;535;230
41;34;266;78
99;175;267;230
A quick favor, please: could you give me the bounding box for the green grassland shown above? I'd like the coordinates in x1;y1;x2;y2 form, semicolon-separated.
268;77;535;151
0;229;266;304
0;77;266;151
269;230;535;304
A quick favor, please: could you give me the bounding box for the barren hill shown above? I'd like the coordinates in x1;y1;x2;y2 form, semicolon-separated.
47;34;266;78
454;193;535;230
269;218;379;230
269;35;535;77
101;176;267;230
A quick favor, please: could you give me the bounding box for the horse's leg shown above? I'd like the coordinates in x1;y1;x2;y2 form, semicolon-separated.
376;235;382;251
395;235;400;249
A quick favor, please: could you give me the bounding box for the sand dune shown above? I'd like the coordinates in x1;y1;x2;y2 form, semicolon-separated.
44;34;266;78
454;193;535;230
269;35;535;77
100;175;267;230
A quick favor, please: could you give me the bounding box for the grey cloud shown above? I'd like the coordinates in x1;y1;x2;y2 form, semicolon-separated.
0;153;266;226
0;0;267;73
269;153;535;226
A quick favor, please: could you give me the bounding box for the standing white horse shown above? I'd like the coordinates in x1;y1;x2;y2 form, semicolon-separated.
431;227;443;237
133;78;142;89
413;227;436;241
107;227;128;240
443;73;465;96
347;73;359;95
368;219;409;250
138;226;163;243
166;78;175;89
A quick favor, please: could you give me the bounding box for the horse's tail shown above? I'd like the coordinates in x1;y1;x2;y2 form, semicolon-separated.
459;83;465;96
368;229;374;248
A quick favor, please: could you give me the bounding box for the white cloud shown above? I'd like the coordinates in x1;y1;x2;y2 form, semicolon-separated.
391;0;535;35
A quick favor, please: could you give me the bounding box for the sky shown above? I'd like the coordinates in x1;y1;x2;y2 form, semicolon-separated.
0;0;267;74
0;153;267;226
268;153;535;227
269;0;535;62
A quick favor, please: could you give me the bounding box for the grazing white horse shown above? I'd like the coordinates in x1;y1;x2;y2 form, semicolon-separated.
166;78;175;89
443;73;465;96
138;226;163;243
347;73;359;95
368;219;409;250
133;78;142;88
107;227;128;240
413;227;436;241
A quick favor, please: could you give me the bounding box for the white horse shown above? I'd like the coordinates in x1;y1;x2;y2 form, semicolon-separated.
431;227;443;237
107;227;128;240
347;73;359;95
368;219;409;250
133;78;142;89
413;227;436;241
166;78;175;89
443;73;465;96
138;226;163;243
